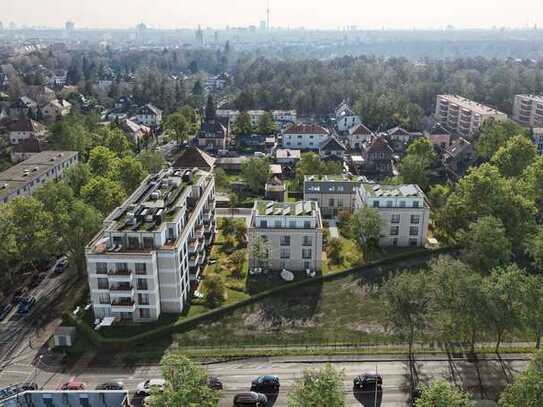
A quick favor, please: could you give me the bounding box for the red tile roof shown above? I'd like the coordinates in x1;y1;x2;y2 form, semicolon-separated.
284;123;329;135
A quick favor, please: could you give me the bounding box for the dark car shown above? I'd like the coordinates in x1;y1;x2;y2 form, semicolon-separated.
353;373;383;391
17;297;36;314
20;383;38;391
233;392;268;407
250;375;280;393
0;304;13;321
208;375;223;390
54;258;69;274
95;381;124;390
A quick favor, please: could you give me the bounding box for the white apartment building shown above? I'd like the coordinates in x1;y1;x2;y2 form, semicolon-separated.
216;109;297;128
533;128;543;155
0;151;79;204
248;201;323;273
304;175;365;218
512;95;543;128
282;123;330;150
335;101;361;132
86;168;216;322
134;104;163;128
434;95;507;138
355;184;430;247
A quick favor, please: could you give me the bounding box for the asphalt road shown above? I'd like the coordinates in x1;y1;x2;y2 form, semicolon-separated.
0;355;529;406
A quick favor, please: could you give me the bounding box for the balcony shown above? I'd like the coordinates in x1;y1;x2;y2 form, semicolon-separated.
195;226;205;240
203;211;212;223
188;239;198;254
111;299;136;312
197;239;205;253
109;283;133;292
205;234;214;247
189;254;200;268
198;251;206;265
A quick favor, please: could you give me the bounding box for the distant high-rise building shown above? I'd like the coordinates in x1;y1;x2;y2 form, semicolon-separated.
260;20;266;30
195;25;204;45
136;22;147;44
65;21;75;33
214;31;219;43
266;0;270;29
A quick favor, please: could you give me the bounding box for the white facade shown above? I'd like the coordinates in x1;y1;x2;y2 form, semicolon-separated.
534;128;543;155
282;124;330;150
134;104;163;128
86;168;216;322
512;95;543;128
335;102;361;132
355;184;430;247
304;175;364;218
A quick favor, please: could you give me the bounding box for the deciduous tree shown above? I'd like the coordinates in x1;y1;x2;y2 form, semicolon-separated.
288;364;345;407
415;380;471;407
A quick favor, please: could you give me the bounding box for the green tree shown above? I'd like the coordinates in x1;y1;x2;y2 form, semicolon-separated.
81;176;126;215
116;156;147;193
458;216;512;273
352;207;383;251
151;353;219;407
249;236;270;270
229;250;246;279
491;135;537;178
525;226;543;270
88;146;119;176
48;113;92;157
214;168;228;191
382;271;430;356
326;237;343;264
293;153;342;190
221;217;237;237
202;273;226;308
233;112;253;136
233;222;247;247
522;274;543;349
415;380;471;407
165;111;189;146
517;156;543;214
240;157;270;194
64;163;92;196
400;138;437;189
288;364;345;407
475;120;528;160
101;127;133;157
137;149;166;174
257;111;277;135
499;350;543;407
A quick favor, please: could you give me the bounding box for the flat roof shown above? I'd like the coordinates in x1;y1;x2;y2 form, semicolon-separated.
517;94;543;103
304;174;365;182
361;183;425;198
438;95;506;116
255;200;318;217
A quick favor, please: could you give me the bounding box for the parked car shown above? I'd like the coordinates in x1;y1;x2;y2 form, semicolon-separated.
136;379;166;396
57;379;86;390
353;373;383;392
16;297;36;314
19;383;38;391
54;257;69;273
250;375;280;393
0;304;13;321
233;392;268;407
208;375;223;390
95;381;124;390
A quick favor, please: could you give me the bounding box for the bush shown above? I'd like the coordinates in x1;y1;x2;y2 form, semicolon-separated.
327;238;343;265
201;274;226;308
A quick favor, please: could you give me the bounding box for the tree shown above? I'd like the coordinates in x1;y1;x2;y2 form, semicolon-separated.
48;114;92;157
228;191;240;216
116;156;148;193
81;176;126;215
518;156;543;214
233;222;247;247
101;127;133;157
400;138;436;189
491;135;537;178
415;380;471;407
352;207;383;251
381;271;430;356
137;149;166;174
229;250;246;279
458;216;512;273
475;120;528;160
326;238;343;264
88;146;119;176
150;353;219;407
232;112;253;136
522;274;543;349
288;364;345;407
293;153;342;190
249;236;270;270
499;350;543;407
257;111;277;135
201;273;226;308
240;157;270;194
164;111;189;147
65;163;92;196
221;217;237;237
214;168;228;191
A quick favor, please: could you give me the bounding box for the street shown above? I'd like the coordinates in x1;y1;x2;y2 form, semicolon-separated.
0;353;529;406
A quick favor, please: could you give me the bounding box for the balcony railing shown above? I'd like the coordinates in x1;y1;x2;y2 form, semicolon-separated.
107;268;132;276
109;284;133;291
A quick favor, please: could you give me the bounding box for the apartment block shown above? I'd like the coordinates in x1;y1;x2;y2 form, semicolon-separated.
303;174;365;218
434;95;507;138
85;168;216;322
0;151;79;204
512;95;543;127
355;184;430;247
3;391;130;407
248;201;323;273
533;128;543;155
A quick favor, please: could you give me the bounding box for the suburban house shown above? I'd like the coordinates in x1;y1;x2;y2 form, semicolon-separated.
173;146;216;172
362;136;394;175
85;167;216;322
119;118;151;144
41;98;72;122
215;156;248;172
303;174;365;218
196;119;228;151
8;119;47;145
426;123;451;152
48;69;68;88
319;136;347;160
386;127;422;144
355;183;430;247
265;176;286;202
282;123;329;150
335;101;360;132
9;96;37;120
134;104;163;128
443;137;477;180
10;137;46;163
248;201;323;273
347;123;375;150
0;151;79;204
275;148;301;166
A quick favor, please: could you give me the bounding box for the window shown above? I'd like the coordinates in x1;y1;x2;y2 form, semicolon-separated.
302;248;312;259
391;214;400;224
329;198;335;207
289;220;296;228
96;262;108;274
43;395;53;407
304;221;311;228
128;236;139;249
97;278;108;290
137;279;148;290
275;220;282;228
409;226;419;236
409;238;418;247
99;292;110;304
386;200;393;208
139;308;151;318
390;226;399;236
303;236;312;246
280;236;291;246
138;293;150;305
280;248;290;259
373;201;380;208
135;263;147;275
410;215;420;225
413;201;420;208
260;220;268;228
116;263;128;272
399;201;406;208
80;395;90;407
143;237;154;249
304;261;311;270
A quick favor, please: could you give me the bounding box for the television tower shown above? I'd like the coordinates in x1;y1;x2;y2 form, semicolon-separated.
266;0;270;30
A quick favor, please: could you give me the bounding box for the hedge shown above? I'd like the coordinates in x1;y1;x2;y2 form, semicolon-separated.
67;246;454;350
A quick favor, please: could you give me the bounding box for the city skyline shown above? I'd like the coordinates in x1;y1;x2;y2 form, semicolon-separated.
2;0;543;30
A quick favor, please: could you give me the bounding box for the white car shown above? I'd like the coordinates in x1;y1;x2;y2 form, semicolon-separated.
136;379;166;396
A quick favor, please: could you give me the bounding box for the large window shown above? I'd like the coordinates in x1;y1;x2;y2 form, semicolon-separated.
373;201;380;208
137;279;148;290
391;214;400;224
138;293;150;305
260;220;268;228
96;262;108;274
143;237;154;249
413;201;420;208
128;236;139;249
135;263;147;275
116;263;128;272
302;248;312;259
304;221;311;228
303;236;312;246
329;198;335;207
97;278;108;290
410;215;421;225
280;248;290;259
99;292;110;304
139;308;151;319
280;236;291;246
409;226;419;236
390;226;399;236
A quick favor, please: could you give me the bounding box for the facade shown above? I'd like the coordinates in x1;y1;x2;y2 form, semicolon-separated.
533;128;543;155
386;126;422;144
335;101;360;132
248;201;323;273
512;95;543;127
8;119;46;145
85;168;216;322
282;123;330;150
134;104;163;128
275;148;301;165
304;174;365;218
0;151;79;204
196;119;228;151
41;98;72;122
355;183;430;247
434;95;507;138
10;137;46;163
216;109;296;128
362;136;394;175
347;123;374;150
119;118;151;144
4;390;129;407
319;136;347;160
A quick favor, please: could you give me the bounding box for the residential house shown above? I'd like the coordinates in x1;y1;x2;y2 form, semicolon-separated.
362;136;394;175
48;69;68;88
197;119;228;151
335;101;360;132
10;137;46;162
120;118;151;144
215;156;248;172
275;148;301;166
304;174;365;218
355;183;430;247
443;137;477;180
9;97;37;120
265;176;286;202
85;168;216;322
41;98;72;122
8;119;46;145
134;104;163;128
26;85;56;106
248;201;323;273
319;136;347;160
173;146;216;172
282;123;329;150
347;123;375;150
426;123;451;152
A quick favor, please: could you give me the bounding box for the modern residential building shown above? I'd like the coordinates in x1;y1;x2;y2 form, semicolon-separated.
434;95;507;138
512;95;543;127
533;128;543;155
304;174;365;218
85;167;216;322
0;151;79;204
3;390;130;407
248;201;323;273
282;123;330;150
134;104;163;128
355;183;430;247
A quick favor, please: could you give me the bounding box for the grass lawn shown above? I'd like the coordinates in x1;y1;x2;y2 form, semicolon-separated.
324;236;364;273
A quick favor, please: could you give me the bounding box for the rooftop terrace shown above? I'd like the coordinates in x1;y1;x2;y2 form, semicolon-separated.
361;183;425;199
255;200;318;217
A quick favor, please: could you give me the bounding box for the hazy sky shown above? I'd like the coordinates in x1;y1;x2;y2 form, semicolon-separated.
3;0;543;30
